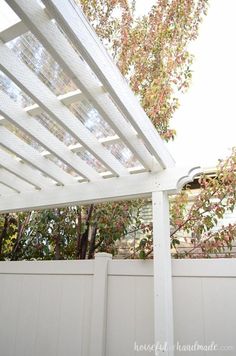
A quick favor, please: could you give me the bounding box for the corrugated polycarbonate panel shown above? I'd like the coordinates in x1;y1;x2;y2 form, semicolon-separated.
7;31;77;95
35;112;78;147
4;27;145;170
3;26;147;172
77;150;107;174
46;155;80;178
0;124;81;181
0;70;34;108
3;123;45;153
0;0;153;197
69;100;115;139
105;141;142;169
0;144;58;185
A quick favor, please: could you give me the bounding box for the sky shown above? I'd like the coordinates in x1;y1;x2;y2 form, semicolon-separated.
167;0;236;168
0;0;235;169
136;1;236;169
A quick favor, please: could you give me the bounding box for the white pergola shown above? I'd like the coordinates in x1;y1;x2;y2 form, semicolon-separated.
0;1;200;355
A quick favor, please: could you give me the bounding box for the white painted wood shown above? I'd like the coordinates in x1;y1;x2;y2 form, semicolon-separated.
42;0;175;169
0;88;99;124
0;90;100;181
66;135;121;157
0;42;128;177
0;121;144;178
0;168;34;193
6;0;155;171
0;148;53;190
0;182;17;195
0;127;76;186
152;191;174;355
89;253;112;356
0;19;27;43
0;167;199;213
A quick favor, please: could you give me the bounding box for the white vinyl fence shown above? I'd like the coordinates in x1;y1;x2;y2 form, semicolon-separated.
0;254;236;356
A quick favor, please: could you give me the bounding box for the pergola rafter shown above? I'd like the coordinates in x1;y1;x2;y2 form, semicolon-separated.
0;90;103;181
44;0;175;169
3;0;157;171
0;168;35;193
0;147;53;190
0;2;201;355
0;41;128;177
0;126;76;185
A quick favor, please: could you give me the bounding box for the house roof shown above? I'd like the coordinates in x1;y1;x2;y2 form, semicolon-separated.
0;0;199;213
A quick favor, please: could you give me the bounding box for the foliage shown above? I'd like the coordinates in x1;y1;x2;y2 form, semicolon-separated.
170;148;236;258
0;201;145;260
2;0;229;261
136;148;236;259
80;0;208;140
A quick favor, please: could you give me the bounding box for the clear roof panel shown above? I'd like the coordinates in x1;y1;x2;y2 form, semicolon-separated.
0;71;34;108
69;99;115;139
2;22;146;171
7;31;77;95
1;124;83;179
77;150;107;174
35;112;79;147
3;123;45;153
0;144;59;185
46;155;81;178
0;1;150;184
104;141;142;169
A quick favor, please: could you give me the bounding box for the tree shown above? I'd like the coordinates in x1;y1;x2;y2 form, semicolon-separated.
170;148;236;258
80;0;208;140
5;0;235;261
137;148;236;259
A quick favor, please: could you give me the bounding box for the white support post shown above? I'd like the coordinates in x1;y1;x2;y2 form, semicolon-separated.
152;191;174;355
89;252;112;356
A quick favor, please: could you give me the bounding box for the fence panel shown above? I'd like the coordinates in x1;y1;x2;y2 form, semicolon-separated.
0;257;236;356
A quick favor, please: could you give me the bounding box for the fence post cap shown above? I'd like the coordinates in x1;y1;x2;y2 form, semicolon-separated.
95;252;112;259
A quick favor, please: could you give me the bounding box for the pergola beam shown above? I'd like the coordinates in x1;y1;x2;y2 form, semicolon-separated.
0;42;128;177
0;167;200;213
0;19;27;43
152;191;174;355
0;87;103;123
0;90;101;182
43;0;175;169
0;182;18;196
6;0;155;172
0;127;76;186
0;169;35;193
0;148;52;190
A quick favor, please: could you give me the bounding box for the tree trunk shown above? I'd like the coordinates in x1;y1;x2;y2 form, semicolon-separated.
76;208;82;259
11;213;31;260
79;204;94;259
54;234;61;260
88;225;97;259
0;214;9;258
